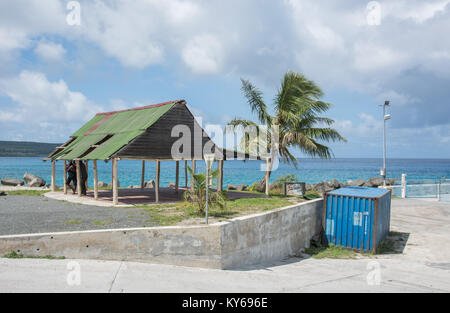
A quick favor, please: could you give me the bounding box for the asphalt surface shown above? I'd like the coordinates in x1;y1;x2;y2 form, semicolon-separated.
0;195;156;235
0;198;449;292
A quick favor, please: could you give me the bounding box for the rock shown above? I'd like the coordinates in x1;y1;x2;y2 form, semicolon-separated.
315;181;334;195
226;184;248;191
363;177;384;187
348;179;365;187
269;182;281;190
168;182;175;188
305;183;313;191
369;177;385;187
98;181;108;188
1;178;24;186
386;178;396;186
128;185;140;189
330;179;341;189
28;178;43;187
107;181;120;188
23;173;46;187
145;180;155;188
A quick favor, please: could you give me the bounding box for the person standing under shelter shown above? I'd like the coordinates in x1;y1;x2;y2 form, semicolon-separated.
66;161;77;194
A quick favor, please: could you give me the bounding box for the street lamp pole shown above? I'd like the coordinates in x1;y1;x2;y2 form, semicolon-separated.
204;154;215;225
381;100;391;186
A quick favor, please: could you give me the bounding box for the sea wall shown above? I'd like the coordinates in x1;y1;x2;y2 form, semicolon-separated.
0;199;323;269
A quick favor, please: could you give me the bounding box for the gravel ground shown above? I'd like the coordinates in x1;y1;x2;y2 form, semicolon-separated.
0;195;158;236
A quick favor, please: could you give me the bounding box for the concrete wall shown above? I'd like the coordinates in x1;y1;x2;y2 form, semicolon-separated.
221;198;323;268
0;199;323;269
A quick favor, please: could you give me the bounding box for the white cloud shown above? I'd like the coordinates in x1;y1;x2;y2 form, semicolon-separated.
182;34;224;74
34;41;66;62
0;71;102;124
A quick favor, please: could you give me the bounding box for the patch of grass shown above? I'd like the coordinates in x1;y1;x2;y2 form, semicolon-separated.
63;219;82;225
93;220;112;226
304;190;321;200
376;239;397;254
3;251;65;260
5;190;51;196
130;196;298;226
306;244;357;259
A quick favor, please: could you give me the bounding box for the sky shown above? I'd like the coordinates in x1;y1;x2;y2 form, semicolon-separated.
0;0;449;158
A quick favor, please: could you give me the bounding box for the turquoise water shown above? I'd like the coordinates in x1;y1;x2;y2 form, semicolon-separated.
0;157;449;187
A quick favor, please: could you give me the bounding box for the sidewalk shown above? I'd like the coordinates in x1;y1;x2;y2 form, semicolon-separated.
0;198;449;292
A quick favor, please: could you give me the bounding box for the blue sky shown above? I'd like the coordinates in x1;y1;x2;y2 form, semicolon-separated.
0;0;449;158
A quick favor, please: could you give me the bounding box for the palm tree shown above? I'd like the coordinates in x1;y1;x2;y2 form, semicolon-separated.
229;71;346;190
183;167;227;213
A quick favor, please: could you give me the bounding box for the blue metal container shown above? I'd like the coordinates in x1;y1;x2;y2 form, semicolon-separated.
323;186;391;253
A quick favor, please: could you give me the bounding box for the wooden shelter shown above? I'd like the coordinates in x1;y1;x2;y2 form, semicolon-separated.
47;100;268;205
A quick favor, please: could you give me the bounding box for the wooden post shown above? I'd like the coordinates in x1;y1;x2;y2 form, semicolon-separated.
85;160;89;190
51;160;56;192
141;160;145;189
217;160;224;191
191;160;196;191
184;160;188;188
76;160;82;197
93;160;98;200
63;160;67;194
175;160;179;193
155;160;160;203
265;158;270;196
112;158;118;205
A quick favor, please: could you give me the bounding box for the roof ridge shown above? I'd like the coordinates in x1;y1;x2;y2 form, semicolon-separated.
96;99;185;116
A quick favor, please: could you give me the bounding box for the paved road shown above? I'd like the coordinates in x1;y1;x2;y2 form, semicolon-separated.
0;198;449;292
0;195;156;235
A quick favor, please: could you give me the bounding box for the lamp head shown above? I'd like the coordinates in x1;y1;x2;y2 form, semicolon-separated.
204;154;215;170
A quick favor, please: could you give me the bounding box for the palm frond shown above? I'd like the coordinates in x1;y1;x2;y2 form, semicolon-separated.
241;78;272;126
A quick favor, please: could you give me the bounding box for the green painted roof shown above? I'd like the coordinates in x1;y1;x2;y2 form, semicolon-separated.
50;101;180;160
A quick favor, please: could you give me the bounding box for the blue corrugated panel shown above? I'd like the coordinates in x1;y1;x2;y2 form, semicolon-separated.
323;186;391;253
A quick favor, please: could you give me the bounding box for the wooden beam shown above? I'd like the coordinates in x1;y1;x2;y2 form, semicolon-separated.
141;160;145;189
63;160;67;194
184;160;188;188
51;160;56;192
218;160;224;191
76;160;82;197
175;160;179;193
112;158;118;205
191;160;196;191
155;160;160;203
93;160;98;200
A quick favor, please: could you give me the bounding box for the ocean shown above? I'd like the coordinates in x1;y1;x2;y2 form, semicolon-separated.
0;157;449;188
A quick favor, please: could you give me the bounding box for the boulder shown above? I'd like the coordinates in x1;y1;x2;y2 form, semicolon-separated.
23;173;46;187
28;178;45;187
348;179;365;187
369;177;385;187
145;180;155;188
386;178;396;186
363;177;384;187
168;182;175;188
1;178;24;186
107;181;120;188
98;181;108;188
330;179;341;189
269;182;281;190
315;181;334;195
226;184;248;191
